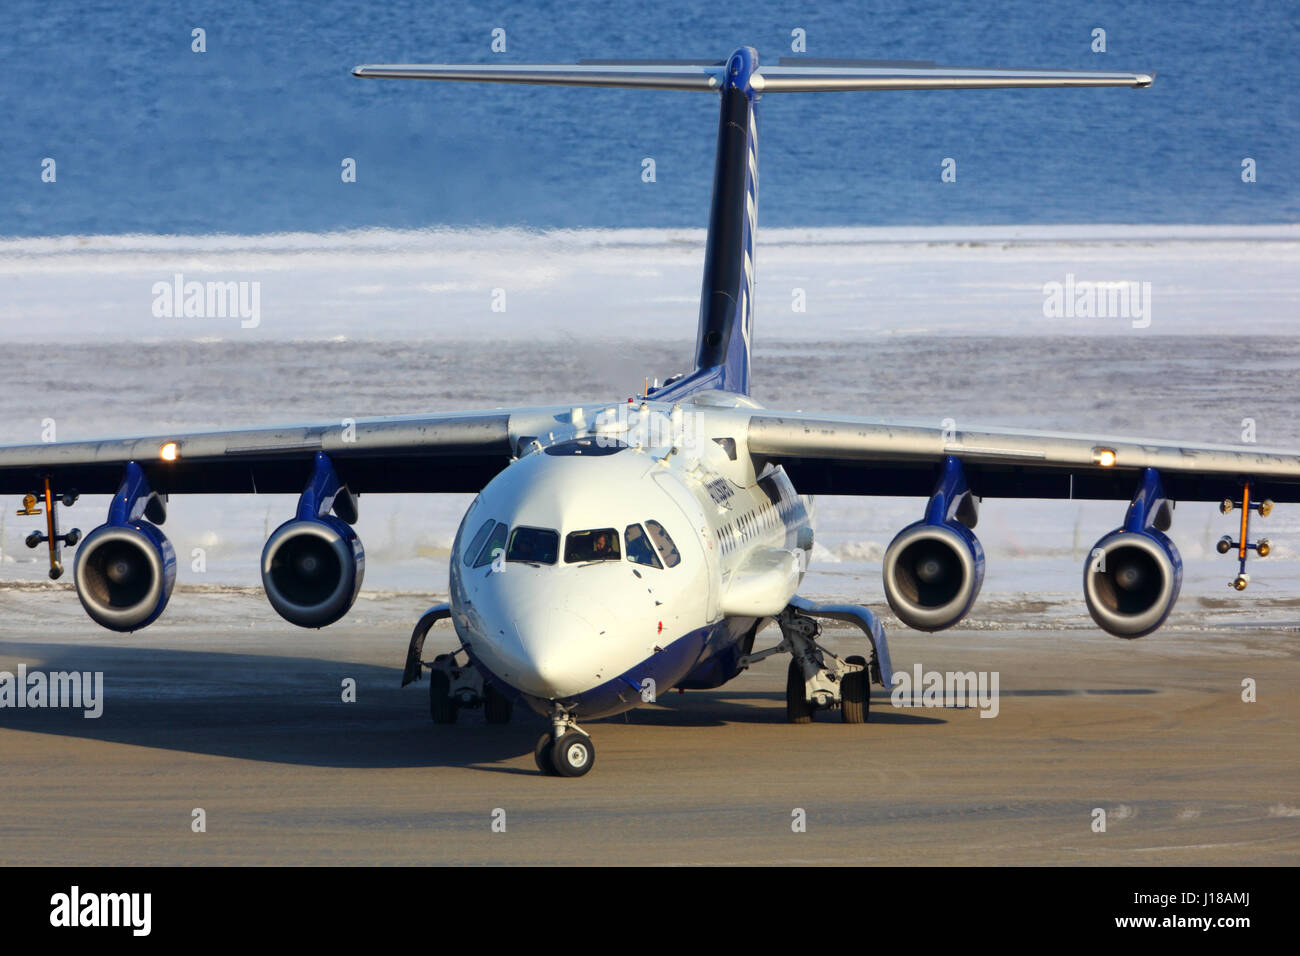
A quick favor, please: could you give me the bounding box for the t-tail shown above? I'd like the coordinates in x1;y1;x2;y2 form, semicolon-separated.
354;50;1152;398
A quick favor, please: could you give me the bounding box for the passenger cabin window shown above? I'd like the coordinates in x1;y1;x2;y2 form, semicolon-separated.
507;527;559;565
463;518;496;567
645;519;681;568
565;528;621;563
624;524;662;569
472;522;509;568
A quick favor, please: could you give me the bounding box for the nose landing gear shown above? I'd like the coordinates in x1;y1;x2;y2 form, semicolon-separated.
535;710;595;777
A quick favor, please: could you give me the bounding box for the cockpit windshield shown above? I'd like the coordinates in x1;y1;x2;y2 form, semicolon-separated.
463;518;496;567
564;528;621;563
507;526;560;565
624;523;662;568
471;521;509;568
645;519;681;568
467;520;675;570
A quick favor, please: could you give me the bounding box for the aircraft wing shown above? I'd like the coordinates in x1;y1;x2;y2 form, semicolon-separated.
0;407;583;497
746;412;1300;503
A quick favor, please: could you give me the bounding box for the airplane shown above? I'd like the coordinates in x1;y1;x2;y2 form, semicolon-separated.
4;47;1297;778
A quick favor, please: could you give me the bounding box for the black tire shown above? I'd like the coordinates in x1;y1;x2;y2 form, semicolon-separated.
429;671;457;724
841;654;869;724
484;682;513;724
534;732;556;775
551;731;595;777
786;659;813;724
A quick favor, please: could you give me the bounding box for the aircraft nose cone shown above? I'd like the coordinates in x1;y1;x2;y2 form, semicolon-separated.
512;605;607;699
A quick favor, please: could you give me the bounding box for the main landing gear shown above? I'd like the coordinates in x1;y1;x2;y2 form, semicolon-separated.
534;709;594;777
741;599;891;724
426;649;514;725
403;603;513;725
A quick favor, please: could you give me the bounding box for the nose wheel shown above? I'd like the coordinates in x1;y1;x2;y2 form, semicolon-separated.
535;711;595;777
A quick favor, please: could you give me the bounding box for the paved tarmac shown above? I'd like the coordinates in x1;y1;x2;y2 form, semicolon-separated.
0;587;1296;865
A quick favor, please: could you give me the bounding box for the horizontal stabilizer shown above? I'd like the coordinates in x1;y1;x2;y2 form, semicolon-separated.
352;62;723;90
777;57;940;68
755;62;1153;92
577;58;725;66
354;60;1153;93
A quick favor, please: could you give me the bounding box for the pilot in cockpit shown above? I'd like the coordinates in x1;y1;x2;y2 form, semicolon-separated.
590;531;615;559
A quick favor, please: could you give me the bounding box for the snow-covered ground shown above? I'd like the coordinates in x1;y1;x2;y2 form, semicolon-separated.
1;224;1296;341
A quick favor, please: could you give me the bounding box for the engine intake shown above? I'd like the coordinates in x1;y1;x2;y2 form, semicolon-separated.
73;522;176;632
1084;467;1182;639
883;519;985;631
262;517;364;628
1083;528;1181;638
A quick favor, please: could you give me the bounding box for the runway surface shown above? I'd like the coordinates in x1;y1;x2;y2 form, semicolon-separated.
1;588;1296;866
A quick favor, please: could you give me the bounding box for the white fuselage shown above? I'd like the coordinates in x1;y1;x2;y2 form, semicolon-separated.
447;391;814;717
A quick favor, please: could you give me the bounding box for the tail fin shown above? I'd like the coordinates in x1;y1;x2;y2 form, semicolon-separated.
354;50;1152;399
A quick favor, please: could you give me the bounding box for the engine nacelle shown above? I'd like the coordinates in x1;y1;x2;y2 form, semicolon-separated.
261;516;364;628
1083;528;1181;638
882;519;985;631
73;522;176;632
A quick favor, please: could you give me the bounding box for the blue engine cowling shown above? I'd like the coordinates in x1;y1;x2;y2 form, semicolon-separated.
882;519;985;631
1083;527;1182;638
73;521;177;632
261;515;364;628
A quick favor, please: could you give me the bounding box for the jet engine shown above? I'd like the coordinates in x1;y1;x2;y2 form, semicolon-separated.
1083;527;1181;638
262;452;364;628
1083;466;1182;638
883;518;985;631
73;463;176;632
261;516;364;628
882;456;984;631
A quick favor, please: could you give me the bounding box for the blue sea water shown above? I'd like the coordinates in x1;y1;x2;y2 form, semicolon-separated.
2;0;1296;236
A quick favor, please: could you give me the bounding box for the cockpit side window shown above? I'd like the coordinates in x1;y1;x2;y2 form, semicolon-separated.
472;522;509;568
507;526;559;565
624;523;662;569
463;518;496;567
645;519;681;568
564;528;622;563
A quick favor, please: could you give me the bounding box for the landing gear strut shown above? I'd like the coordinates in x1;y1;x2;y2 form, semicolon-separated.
741;600;890;724
535;709;595;777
